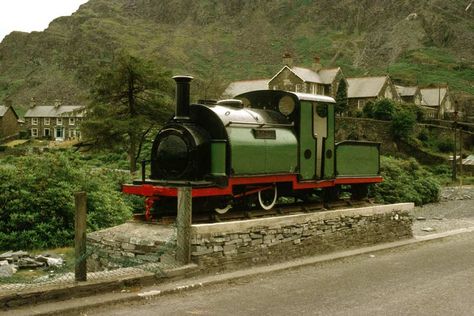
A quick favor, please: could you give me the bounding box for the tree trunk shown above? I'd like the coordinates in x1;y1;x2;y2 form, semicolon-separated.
129;132;137;175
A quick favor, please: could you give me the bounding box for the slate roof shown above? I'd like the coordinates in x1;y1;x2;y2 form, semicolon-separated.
395;85;418;97
222;79;269;97
24;105;85;118
0;106;8;117
346;76;388;98
271;66;341;85
420;87;447;107
318;68;341;84
0;105;19;119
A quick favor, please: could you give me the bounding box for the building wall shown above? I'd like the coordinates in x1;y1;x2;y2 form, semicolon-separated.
269;68;305;92
0;108;19;139
25;116;82;140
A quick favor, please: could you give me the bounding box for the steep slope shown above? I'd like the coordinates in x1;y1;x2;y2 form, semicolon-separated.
0;0;472;108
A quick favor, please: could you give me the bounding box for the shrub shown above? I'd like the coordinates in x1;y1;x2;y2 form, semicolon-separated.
372;156;440;206
0;151;133;250
391;108;416;140
417;130;429;142
372;99;396;120
362;101;374;118
437;139;454;153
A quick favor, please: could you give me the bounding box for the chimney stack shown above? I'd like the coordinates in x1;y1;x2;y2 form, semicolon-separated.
312;56;322;72
30;97;37;108
173;75;193;121
283;52;293;68
54;99;62;108
4;99;12;108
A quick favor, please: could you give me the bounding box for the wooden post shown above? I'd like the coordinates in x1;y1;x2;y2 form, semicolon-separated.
459;129;463;186
176;187;192;265
75;192;87;282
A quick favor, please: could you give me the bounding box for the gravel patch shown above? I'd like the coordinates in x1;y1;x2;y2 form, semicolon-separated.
413;186;474;236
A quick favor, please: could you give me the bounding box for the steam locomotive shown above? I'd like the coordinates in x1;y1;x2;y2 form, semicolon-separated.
122;76;382;219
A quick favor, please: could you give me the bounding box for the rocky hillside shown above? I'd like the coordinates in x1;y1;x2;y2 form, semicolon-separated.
0;0;472;109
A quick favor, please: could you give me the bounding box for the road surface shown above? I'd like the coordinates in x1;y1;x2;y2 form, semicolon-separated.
89;232;474;316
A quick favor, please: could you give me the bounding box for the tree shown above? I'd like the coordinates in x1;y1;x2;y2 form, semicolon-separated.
82;52;173;173
335;79;348;116
391;108;416;140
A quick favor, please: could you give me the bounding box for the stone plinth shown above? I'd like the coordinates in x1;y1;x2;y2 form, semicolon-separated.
190;203;414;270
87;222;176;271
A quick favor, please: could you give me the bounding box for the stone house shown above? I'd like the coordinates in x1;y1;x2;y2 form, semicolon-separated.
0;104;20;140
24;102;84;141
420;86;456;120
346;76;400;112
221;54;347;99
268;56;346;99
395;85;423;105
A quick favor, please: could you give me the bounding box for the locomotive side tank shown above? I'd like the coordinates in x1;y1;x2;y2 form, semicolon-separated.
123;75;382;219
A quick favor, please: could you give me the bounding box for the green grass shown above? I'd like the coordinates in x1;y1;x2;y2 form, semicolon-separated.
387;48;474;94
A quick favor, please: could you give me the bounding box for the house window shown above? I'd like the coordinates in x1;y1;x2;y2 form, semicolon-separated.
32;118;38;125
76;130;81;139
44;118;50;125
295;84;302;92
44;128;51;137
57;118;63;125
69;118;75;125
31;128;38;137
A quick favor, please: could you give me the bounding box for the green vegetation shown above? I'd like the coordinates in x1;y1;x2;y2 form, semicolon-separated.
0;0;472;108
363;99;417;140
81;52;173;173
372;156;440;206
0;150;136;250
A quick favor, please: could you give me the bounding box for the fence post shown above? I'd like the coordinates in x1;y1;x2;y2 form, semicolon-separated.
176;187;192;265
75;192;87;282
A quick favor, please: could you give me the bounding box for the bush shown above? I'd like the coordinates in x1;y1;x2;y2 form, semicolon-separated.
417;130;429;142
391;108;416;140
437;139;454;153
0;151;133;250
372;156;440;206
362;101;374;118
372;99;396;120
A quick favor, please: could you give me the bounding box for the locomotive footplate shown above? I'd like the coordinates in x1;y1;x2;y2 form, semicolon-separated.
132;179;215;187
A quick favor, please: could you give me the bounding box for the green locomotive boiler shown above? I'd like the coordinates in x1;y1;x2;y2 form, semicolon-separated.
123;76;382;219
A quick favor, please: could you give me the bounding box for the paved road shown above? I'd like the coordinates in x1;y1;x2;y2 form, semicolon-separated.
89;232;474;316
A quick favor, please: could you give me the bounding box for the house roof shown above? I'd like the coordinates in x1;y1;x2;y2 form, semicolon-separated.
420;87;447;106
346;76;388;98
318;68;341;84
271;66;341;85
395;85;419;97
0;106;9;117
24;105;85;118
222;79;269;97
0;105;19;119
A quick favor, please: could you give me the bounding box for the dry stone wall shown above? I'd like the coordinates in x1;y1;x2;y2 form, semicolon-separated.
191;204;413;270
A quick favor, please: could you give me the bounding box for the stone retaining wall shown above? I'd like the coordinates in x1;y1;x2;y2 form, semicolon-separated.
190;203;414;270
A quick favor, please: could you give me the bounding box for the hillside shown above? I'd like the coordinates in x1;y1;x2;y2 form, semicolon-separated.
0;0;472;109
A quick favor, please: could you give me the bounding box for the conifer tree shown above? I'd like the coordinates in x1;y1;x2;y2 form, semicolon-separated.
82;52;173;173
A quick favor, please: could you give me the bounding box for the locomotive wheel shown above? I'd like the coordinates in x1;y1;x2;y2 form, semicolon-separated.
351;184;369;201
258;186;278;210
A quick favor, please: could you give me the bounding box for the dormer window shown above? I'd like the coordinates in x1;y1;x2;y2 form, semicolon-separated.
57;118;63;125
69;118;75;125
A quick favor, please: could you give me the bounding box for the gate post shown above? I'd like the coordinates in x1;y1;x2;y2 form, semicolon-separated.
176;187;192;264
75;192;87;282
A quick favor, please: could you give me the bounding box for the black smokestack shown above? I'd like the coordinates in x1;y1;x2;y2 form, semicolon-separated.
173;75;193;120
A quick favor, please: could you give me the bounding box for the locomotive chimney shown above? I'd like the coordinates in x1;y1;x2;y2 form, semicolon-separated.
173;75;193;120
